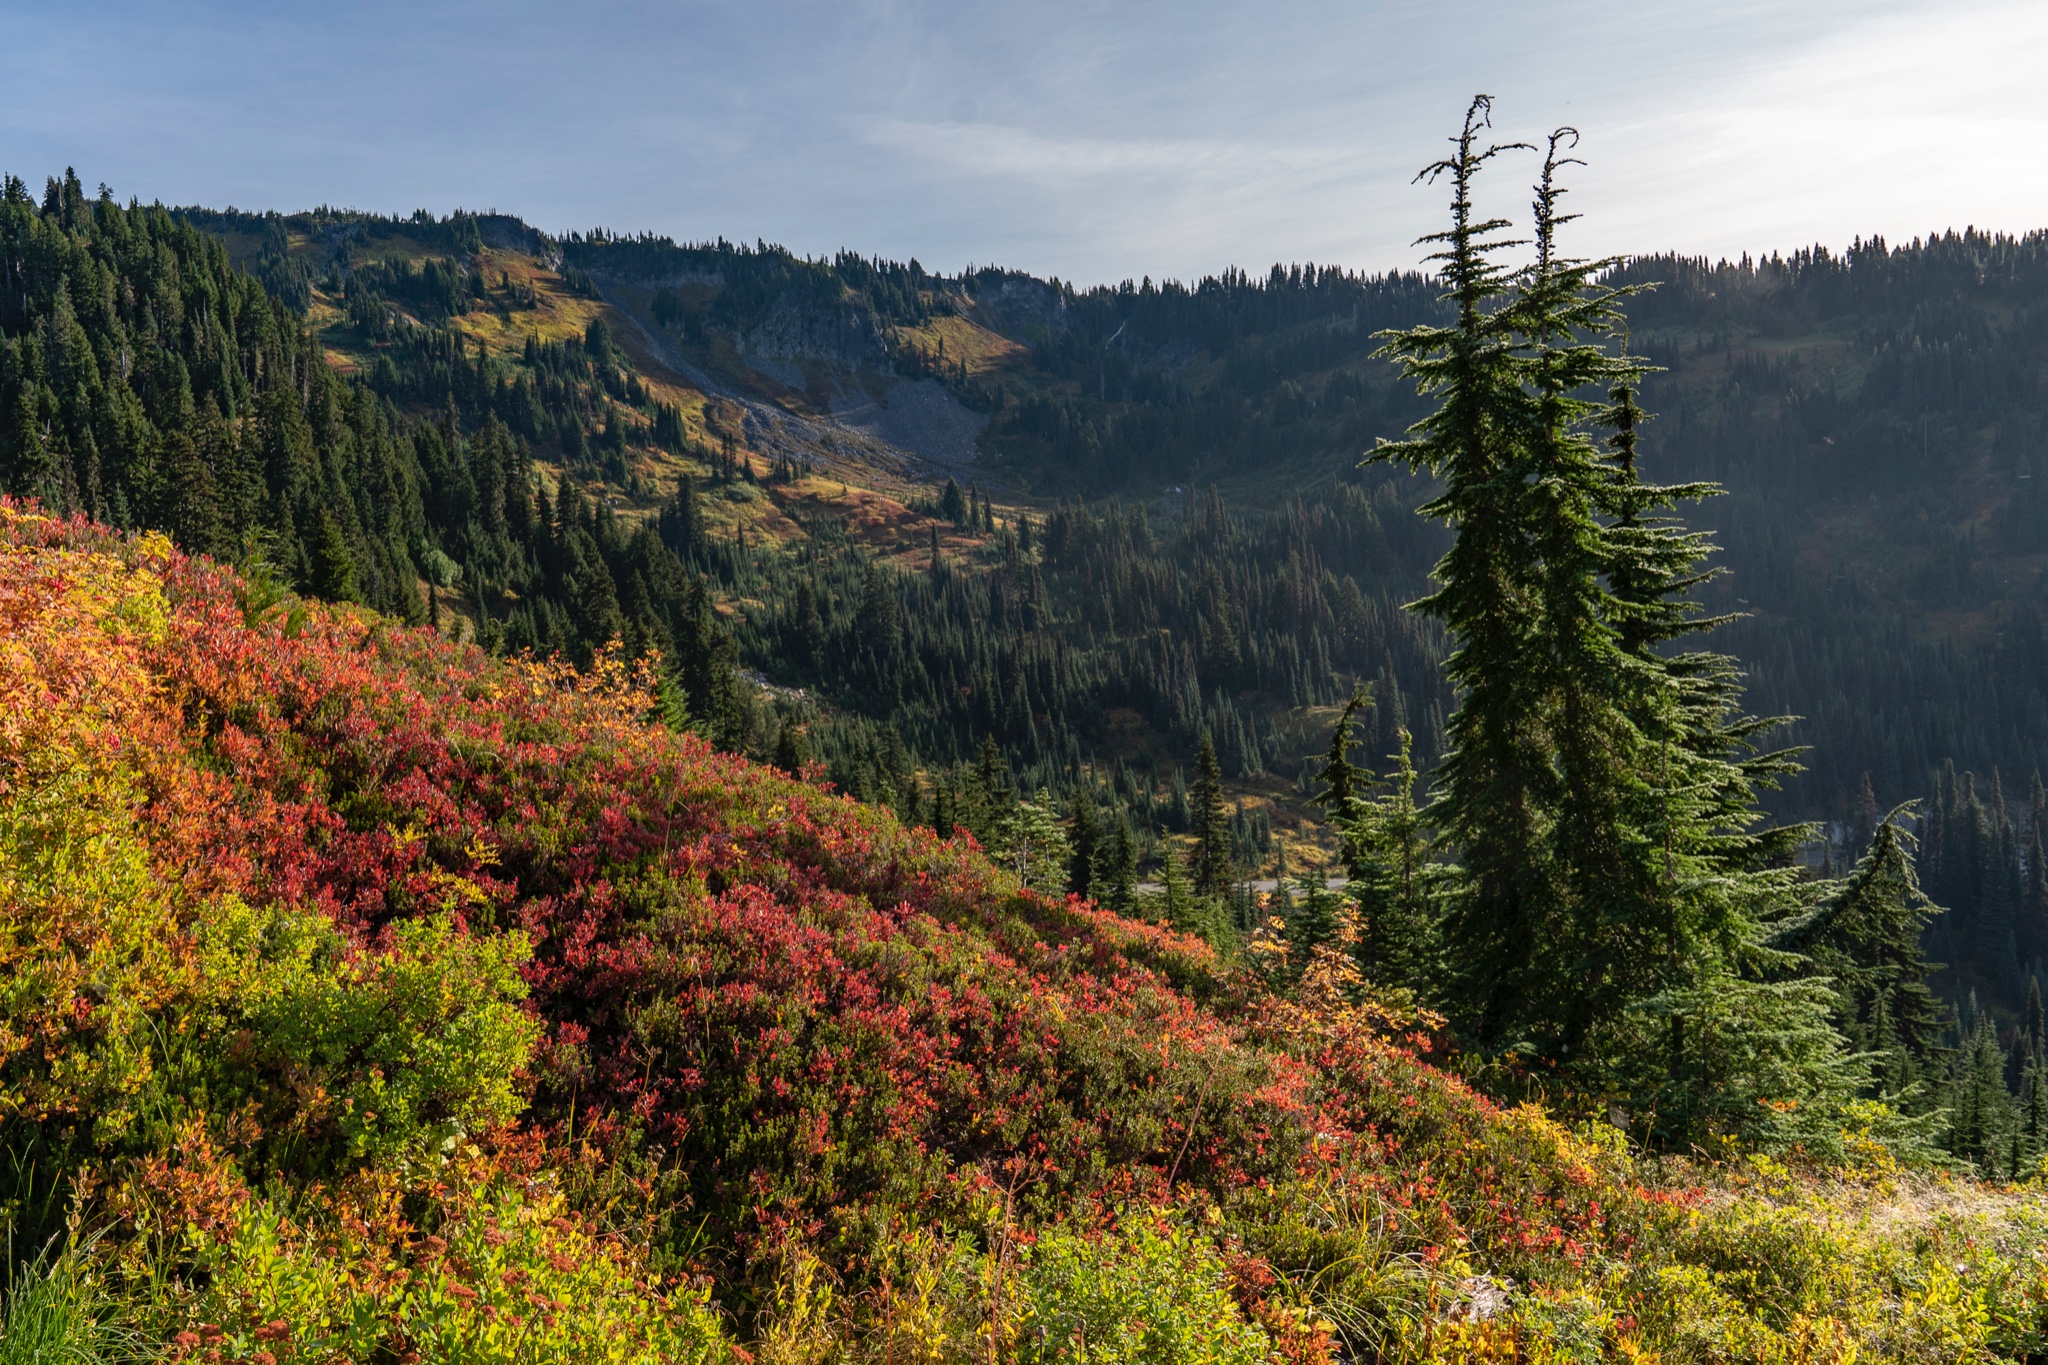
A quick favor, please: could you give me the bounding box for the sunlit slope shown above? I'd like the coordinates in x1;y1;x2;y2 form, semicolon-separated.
8;502;2048;1360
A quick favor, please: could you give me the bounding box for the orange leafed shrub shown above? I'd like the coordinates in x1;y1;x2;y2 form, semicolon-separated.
14;501;2048;1363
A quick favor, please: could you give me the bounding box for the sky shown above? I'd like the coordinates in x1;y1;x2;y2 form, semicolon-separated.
4;0;2045;286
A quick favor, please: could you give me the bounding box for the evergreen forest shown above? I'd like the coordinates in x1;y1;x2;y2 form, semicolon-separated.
10;109;2048;1359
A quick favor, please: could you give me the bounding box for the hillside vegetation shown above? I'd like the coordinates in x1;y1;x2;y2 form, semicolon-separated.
7;501;2048;1362
17;110;2048;1358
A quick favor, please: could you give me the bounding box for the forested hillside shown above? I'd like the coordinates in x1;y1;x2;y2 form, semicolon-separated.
562;215;2048;824
7;166;2048;1023
16;122;2048;1359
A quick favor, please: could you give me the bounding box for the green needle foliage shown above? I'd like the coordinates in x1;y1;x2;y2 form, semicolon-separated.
1371;98;1851;1136
1314;688;1439;998
1788;810;1949;1099
1189;732;1233;897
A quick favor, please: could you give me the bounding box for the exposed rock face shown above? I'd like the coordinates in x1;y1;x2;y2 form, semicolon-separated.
737;294;891;374
974;273;1065;334
829;378;987;475
585;257;1010;480
475;214;552;256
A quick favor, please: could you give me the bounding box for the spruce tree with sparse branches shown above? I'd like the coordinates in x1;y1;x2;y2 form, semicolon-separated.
1787;809;1948;1101
1190;733;1232;896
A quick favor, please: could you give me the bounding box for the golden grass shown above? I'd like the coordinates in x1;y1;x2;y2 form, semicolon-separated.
890;313;1031;376
449;247;606;352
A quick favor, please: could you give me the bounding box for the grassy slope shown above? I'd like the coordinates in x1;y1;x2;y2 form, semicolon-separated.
7;503;2048;1361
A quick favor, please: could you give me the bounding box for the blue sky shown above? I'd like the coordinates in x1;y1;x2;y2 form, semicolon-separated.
4;0;2043;285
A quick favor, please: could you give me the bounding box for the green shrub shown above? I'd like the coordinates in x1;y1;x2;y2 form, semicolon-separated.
194;903;541;1162
1017;1218;1275;1364
157;1159;733;1365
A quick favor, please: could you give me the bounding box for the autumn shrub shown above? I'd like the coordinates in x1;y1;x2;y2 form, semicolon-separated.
11;502;2048;1363
0;525;190;1144
114;1131;732;1365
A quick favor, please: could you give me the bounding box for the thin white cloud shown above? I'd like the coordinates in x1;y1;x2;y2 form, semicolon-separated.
866;119;1363;181
2;0;2043;282
1569;0;2048;260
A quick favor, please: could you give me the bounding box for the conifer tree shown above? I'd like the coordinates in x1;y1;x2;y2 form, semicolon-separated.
1853;772;1880;853
307;508;358;602
669;576;745;749
789;580;826;670
1314;693;1438;991
657;476;702;562
1372;101;1830;1110
1350;730;1439;997
1161;843;1195;931
657;666;691;735
2023;1063;2048;1167
2026;822;2048;960
1368;97;1549;1048
994;790;1069;896
1865;993;1916;1101
772;716;810;775
1951;1016;2014;1174
1288;872;1344;980
161;431;223;560
1312;686;1373;831
1526;130;1809;1059
1190;732;1232;896
1100;818;1138;916
1790;811;1948;1095
1067;792;1102;898
961;737;1012;843
567;545;624;658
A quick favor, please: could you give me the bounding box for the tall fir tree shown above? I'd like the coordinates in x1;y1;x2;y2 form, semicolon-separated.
1372;101;1838;1126
1369;96;1552;1049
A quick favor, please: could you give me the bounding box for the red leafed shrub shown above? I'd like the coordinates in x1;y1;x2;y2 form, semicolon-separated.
0;502;1645;1308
